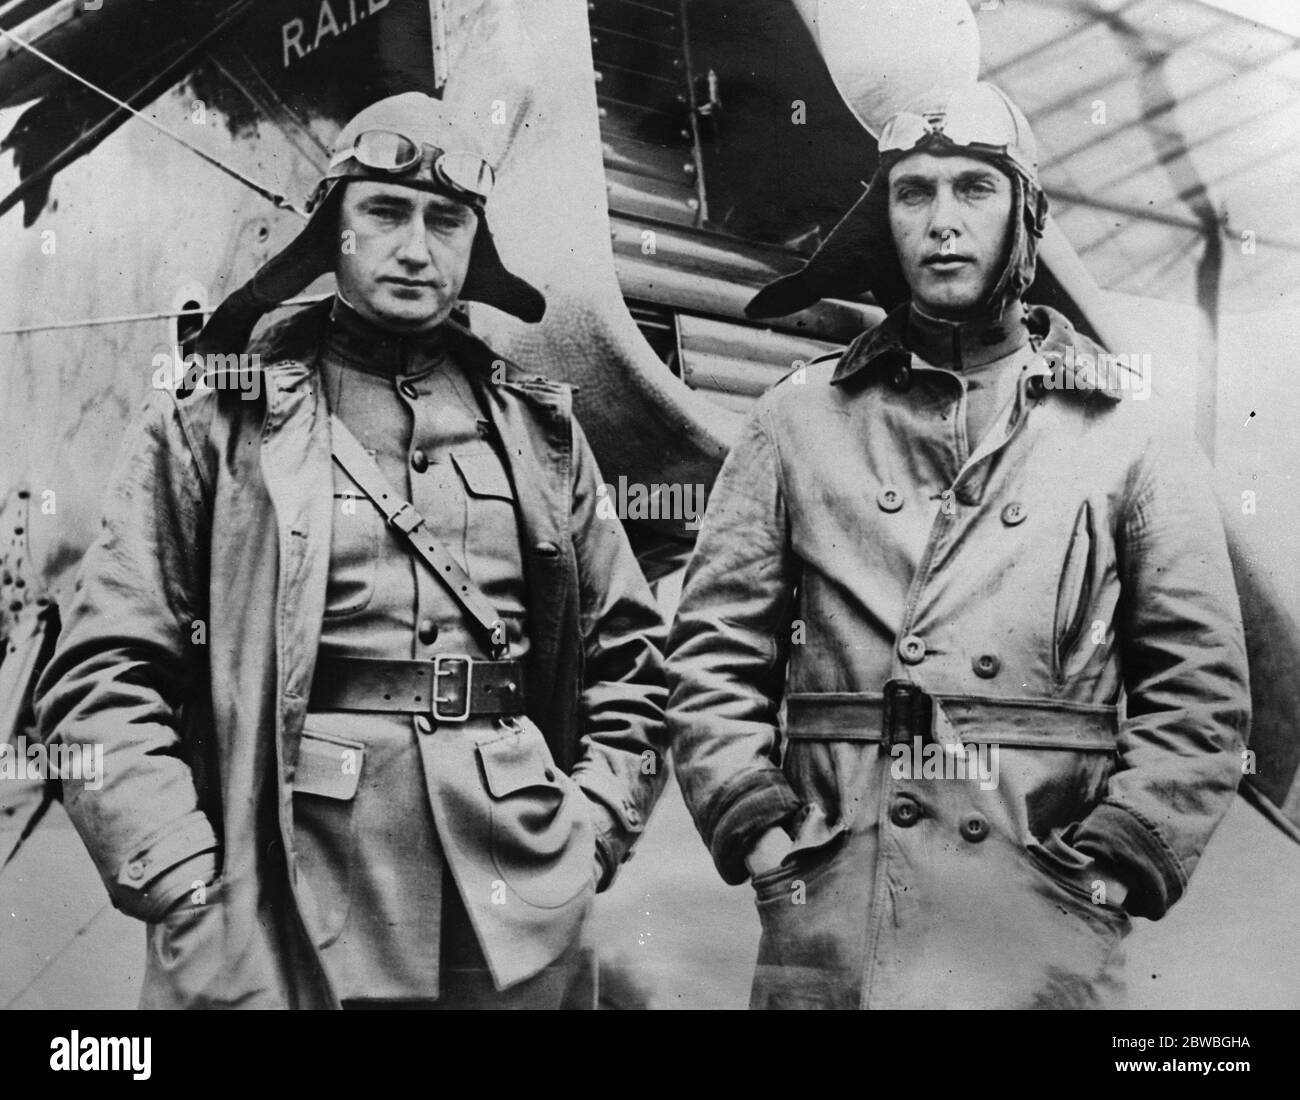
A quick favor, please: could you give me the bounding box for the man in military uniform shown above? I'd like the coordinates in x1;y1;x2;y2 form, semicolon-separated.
666;83;1250;1009
36;94;668;1009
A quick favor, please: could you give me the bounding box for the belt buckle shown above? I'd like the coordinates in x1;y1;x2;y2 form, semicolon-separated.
432;654;473;722
881;679;931;748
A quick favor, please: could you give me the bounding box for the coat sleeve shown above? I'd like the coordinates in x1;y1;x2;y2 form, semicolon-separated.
33;390;219;922
665;404;804;886
1072;423;1251;919
565;418;671;890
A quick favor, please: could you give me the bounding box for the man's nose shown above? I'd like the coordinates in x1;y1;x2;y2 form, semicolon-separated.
395;216;434;266
927;187;962;240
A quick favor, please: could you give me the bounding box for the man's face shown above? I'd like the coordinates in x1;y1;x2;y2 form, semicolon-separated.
887;152;1014;318
336;180;478;332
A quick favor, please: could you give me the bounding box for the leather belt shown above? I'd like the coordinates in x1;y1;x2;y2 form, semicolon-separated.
785;680;1118;752
309;655;526;722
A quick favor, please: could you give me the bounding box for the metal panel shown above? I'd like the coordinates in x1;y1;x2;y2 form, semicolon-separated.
676;313;840;407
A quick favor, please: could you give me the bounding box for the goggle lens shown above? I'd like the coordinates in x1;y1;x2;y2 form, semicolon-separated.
437;151;495;201
331;130;494;202
350;129;422;172
878;101;1019;156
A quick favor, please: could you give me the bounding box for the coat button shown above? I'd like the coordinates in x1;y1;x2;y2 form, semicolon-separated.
398;380;419;400
959;813;989;843
414;715;433;735
1026;375;1047;399
126;860;146;881
972;653;1000;678
411;449;430;473
898;634;927;664
890;365;912;391
417;618;439;645
1000;502;1027;526
877;486;903;513
889;799;922;828
544;767;556;782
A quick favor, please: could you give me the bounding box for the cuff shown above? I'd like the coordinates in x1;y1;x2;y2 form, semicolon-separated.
574;767;655;892
1072;802;1185;919
587;802;627;893
705;770;803;886
110;812;220;921
146;852;220;918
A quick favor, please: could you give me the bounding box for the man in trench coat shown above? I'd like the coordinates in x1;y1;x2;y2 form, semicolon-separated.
666;82;1250;1009
35;94;668;1009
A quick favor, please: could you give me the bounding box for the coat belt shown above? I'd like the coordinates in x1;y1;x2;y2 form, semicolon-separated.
785;681;1118;751
309;656;526;722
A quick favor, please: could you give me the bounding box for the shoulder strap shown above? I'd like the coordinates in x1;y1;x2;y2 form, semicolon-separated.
328;413;509;657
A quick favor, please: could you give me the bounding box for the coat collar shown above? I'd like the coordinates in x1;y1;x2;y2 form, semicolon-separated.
831;302;1127;402
248;298;573;408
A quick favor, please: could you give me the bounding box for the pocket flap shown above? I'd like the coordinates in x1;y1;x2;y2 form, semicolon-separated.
451;451;515;501
293;730;364;801
477;733;560;799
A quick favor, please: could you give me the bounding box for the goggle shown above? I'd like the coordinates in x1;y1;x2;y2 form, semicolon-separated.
878;99;1034;176
329;129;496;203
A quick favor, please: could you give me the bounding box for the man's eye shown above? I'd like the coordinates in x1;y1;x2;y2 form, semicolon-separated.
897;188;927;204
367;206;406;221
961;181;996;198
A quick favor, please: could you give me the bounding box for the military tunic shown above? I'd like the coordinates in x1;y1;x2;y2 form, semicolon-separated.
294;298;532;1002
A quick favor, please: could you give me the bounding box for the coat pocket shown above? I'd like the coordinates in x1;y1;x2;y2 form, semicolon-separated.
1052;501;1097;683
1023;829;1128;923
477;717;595;910
291;729;365;945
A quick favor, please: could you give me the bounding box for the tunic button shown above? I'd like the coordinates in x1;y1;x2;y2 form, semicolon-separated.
126;860;146;881
411;449;430;473
898;634;927;664
890;365;912;391
544;767;556;782
398;381;419;400
972;653;1000;678
417;618;439;645
876;486;903;513
1000;502;1027;526
889;799;922;828
414;715;433;735
960;814;989;843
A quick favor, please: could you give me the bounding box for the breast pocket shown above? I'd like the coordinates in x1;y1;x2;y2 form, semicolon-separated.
450;448;525;584
451;449;516;504
326;462;384;618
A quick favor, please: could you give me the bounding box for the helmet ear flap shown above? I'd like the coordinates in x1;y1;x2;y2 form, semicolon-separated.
1028;184;1049;238
196;186;343;356
458;213;547;323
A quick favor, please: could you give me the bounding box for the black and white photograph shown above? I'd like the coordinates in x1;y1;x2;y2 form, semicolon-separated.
0;0;1296;1045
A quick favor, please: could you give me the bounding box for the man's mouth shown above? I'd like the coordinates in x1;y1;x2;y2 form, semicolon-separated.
380;276;440;289
923;254;974;268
